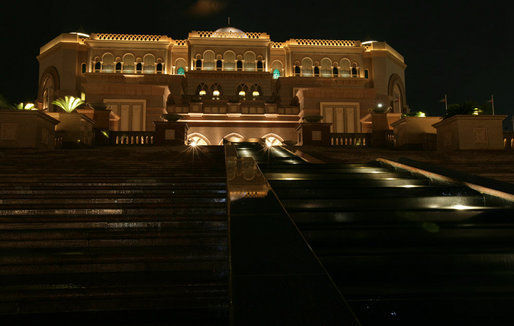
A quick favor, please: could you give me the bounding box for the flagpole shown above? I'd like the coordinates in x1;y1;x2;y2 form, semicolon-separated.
444;94;448;115
491;94;495;115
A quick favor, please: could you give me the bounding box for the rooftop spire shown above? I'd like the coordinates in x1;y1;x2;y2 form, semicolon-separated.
228;16;231;26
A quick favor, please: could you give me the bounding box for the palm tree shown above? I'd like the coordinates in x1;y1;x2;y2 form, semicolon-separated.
52;96;84;113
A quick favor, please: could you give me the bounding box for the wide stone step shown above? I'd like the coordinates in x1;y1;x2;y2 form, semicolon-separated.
0;197;226;205
0;231;227;249
271;185;479;198
269;178;431;187
290;208;513;225
282;195;486;210
0;219;227;231
0;207;227;216
0;282;229;315
264;171;414;180
0;188;227;197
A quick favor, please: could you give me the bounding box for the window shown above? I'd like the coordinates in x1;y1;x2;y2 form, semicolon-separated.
351;66;358;77
244;52;256;71
301;58;313;77
272;69;280;79
123;54;135;73
332;67;339;77
115;62;122;73
216;60;222;71
257;60;263;71
143;55;156;74
364;69;369;79
136;62;142;73
81;63;86;73
320;58;332;77
156;63;163;74
94;61;101;72
314;66;320;77
294;65;300;76
236;60;243;71
177;67;185;75
196;59;202;70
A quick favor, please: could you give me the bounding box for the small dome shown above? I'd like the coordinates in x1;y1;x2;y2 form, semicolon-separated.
213;27;247;38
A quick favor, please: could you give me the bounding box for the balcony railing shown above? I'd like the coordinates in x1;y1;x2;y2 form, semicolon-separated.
330;133;370;147
505;132;514;150
109;131;155;145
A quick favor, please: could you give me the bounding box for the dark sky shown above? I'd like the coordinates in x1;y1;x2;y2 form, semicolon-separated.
1;0;512;117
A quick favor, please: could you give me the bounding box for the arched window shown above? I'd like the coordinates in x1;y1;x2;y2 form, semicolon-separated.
81;63;87;74
236;60;243;71
332;66;339;77
195;59;202;70
244;51;256;71
301;57;313;77
123;54;135;73
210;83;222;100
272;69;281;79
237;83;248;98
94;61;101;73
314;66;320;77
294;65;300;76
102;53;114;73
136;62;142;73
115;62;122;73
340;58;351;77
216;59;223;71
270;60;283;78
224;51;236;71
257;60;263;71
203;50;215;71
320;58;332;77
197;83;209;97
175;58;186;75
143;54;156;74
156;62;163;74
364;69;369;79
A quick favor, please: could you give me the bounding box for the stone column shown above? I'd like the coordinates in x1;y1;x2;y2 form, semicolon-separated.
296;122;331;146
154;121;189;145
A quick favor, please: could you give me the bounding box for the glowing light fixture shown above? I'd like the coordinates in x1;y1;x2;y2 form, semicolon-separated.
449;204;475;210
199;90;207;96
252;91;260;97
239;90;246;96
377;103;383;108
14;102;37;111
213;90;220;97
52;96;84;113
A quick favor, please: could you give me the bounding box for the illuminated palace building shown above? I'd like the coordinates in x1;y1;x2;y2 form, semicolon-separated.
37;27;408;145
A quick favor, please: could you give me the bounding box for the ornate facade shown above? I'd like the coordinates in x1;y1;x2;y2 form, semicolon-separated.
37;27;408;145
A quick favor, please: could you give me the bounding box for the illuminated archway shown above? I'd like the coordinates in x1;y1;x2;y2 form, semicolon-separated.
262;133;283;147
220;132;245;144
187;133;210;146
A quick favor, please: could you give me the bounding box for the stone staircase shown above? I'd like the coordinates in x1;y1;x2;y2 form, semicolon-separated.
0;148;229;324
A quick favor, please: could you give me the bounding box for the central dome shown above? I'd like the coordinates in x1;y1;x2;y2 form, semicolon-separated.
213;26;247;38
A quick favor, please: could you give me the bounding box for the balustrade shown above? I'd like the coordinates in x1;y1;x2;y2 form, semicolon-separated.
330;133;370;147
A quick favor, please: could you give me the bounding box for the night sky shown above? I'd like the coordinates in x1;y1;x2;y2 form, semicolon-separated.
1;0;512;118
